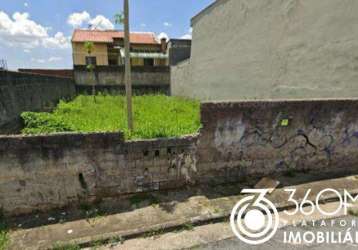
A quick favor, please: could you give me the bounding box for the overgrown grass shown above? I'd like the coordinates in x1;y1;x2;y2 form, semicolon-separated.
21;95;201;139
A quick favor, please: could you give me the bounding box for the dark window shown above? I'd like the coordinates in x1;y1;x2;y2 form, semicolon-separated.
143;58;154;66
85;56;97;66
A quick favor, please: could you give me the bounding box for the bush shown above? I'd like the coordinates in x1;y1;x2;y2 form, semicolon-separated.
0;216;8;250
21;112;74;135
21;95;201;139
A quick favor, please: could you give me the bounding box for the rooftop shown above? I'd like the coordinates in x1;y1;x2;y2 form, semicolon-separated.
71;29;160;45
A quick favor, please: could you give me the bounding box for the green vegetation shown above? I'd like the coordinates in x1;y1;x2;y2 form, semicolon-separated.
21;95;201;139
349;209;358;217
52;243;81;250
0;227;8;250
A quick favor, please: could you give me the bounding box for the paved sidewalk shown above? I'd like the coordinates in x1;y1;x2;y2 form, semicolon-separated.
8;175;358;250
94;203;358;250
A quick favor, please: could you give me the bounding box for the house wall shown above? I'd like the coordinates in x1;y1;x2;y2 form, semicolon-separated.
73;42;168;67
171;60;192;97
176;0;358;100
72;42;109;66
168;39;192;66
0;71;76;134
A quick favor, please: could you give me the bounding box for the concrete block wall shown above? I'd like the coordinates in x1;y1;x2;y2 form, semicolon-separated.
0;71;76;133
74;65;170;86
197;99;358;184
2;98;358;216
0;133;197;216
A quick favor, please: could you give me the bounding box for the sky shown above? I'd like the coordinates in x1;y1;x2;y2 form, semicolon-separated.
0;0;214;70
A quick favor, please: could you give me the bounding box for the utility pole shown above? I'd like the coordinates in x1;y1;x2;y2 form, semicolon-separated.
124;0;133;131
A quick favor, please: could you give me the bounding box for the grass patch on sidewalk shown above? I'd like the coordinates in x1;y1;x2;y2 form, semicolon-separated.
0;217;8;250
21;95;201;139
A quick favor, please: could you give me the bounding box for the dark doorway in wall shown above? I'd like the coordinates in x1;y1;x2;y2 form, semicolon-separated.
144;58;154;66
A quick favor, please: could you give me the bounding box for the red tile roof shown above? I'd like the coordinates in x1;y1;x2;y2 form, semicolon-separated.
72;29;160;44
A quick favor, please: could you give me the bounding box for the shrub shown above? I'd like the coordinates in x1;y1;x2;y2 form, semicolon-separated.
21;112;74;135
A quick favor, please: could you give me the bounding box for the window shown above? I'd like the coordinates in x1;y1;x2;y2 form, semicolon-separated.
85;56;97;66
143;58;154;66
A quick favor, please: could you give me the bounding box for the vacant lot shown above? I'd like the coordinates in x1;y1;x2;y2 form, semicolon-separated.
21;95;201;139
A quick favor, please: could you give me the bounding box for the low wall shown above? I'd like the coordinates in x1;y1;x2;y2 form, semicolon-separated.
0;71;76;133
74;65;170;86
0;133;197;215
197;99;358;184
18;69;74;79
2;99;358;216
76;84;170;95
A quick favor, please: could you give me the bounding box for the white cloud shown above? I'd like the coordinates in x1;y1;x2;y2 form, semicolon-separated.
89;15;114;30
31;57;63;63
31;58;46;64
67;11;90;28
43;32;70;49
24;2;29;7
67;12;114;30
140;23;147;28
23;49;31;53
163;22;172;27
48;56;62;62
157;32;169;42
181;28;193;39
0;11;70;49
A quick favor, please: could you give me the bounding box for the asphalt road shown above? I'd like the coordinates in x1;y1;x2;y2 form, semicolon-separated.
194;216;358;250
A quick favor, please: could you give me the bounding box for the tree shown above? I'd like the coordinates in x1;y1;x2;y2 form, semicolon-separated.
84;41;98;101
115;0;133;131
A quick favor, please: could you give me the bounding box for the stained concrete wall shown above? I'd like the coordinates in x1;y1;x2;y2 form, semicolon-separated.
0;71;75;133
198;99;358;184
176;0;358;100
3;99;358;216
0;133;197;216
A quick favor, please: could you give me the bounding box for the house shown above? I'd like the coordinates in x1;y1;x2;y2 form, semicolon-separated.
171;0;358;100
71;29;168;67
167;39;191;66
71;29;170;92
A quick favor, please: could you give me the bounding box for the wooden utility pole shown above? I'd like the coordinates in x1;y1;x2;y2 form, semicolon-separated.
124;0;133;131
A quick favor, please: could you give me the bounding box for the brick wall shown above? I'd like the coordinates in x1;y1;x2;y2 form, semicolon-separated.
0;71;76;133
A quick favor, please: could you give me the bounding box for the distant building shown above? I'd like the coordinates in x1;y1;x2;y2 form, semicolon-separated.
167;39;191;66
71;29;168;67
172;0;358;101
71;29;170;91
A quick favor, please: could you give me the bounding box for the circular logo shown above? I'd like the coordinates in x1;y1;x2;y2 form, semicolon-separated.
230;189;279;245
